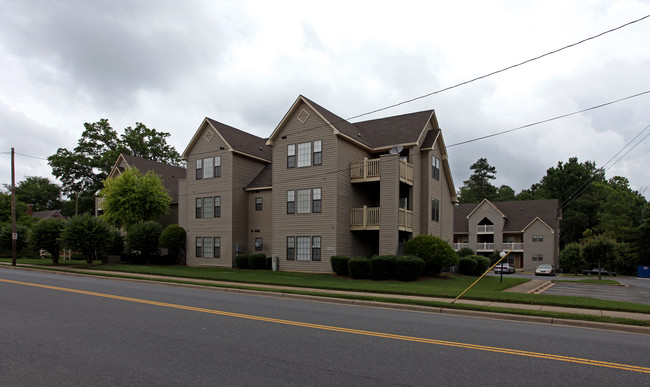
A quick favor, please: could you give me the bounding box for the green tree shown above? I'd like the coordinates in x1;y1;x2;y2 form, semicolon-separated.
458;158;498;203
159;224;186;264
404;235;458;275
29;218;65;264
559;242;583;274
127;221;163;265
0;223;31;255
4;177;62;212
596;177;646;242
60;214;111;264
581;234;616;280
494;185;516;202
99;168;171;229
120;123;182;166
0;192;33;224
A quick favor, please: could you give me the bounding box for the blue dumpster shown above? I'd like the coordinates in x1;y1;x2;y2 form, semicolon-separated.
638;266;650;278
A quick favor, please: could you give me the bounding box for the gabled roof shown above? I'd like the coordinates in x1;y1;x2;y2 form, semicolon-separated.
111;154;186;202
31;210;65;220
522;216;556;233
183;118;272;162
466;199;508;219
454;199;560;233
245;164;272;191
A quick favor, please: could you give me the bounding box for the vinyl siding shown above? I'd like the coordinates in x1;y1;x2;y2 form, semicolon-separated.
231;153;268;258
247;189;273;257
379;154;400;255
523;221;557;271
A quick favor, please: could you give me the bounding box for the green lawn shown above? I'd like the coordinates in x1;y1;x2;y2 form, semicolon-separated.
3;258;649;316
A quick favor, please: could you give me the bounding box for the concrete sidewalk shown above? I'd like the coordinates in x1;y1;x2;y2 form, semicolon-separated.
3;263;649;334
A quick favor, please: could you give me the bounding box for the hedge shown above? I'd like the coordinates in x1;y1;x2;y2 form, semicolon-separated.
348;257;370;279
236;254;249;269
370;255;396;281
248;253;267;270
330;255;351;276
458;256;478;275
394;256;425;281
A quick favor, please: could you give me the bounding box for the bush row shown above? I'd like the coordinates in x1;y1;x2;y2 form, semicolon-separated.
330;255;425;282
235;253;269;270
458;255;491;276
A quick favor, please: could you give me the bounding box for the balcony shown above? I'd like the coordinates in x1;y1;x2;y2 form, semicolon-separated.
501;242;524;251
476;225;494;233
350;206;413;232
453;243;470;251
350;158;413;185
475;242;495;252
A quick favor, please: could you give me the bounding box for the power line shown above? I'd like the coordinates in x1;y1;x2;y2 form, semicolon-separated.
447;90;650;147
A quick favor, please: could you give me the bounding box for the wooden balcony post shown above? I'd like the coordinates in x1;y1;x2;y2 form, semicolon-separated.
363;157;368;180
363;205;367;228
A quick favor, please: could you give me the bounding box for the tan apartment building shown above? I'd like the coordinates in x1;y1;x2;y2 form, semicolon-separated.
180;95;457;271
453;199;561;271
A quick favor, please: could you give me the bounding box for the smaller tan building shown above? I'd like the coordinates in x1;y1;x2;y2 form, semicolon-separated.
453;199;561;271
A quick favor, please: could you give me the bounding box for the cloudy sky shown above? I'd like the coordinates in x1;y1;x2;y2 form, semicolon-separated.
1;0;649;199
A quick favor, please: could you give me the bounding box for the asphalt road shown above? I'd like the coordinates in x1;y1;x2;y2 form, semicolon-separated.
2;267;650;386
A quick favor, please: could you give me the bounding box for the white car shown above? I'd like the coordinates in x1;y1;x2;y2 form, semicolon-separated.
535;264;555;276
494;263;515;274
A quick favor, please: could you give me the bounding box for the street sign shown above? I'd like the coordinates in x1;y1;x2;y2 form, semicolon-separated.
12;233;18;240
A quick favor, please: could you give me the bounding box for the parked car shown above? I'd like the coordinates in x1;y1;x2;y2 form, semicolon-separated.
535;264;555;276
581;268;617;276
494;263;515;274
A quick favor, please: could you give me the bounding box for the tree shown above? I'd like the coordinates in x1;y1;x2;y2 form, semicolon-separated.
0;192;33;224
60;214;111;264
99;168;171;229
159;224;186;264
120;123;182;166
458;158;497;203
4;177;62;212
29;218;65;264
404;235;458;275
581;234;616;280
126;221;163;265
559;242;583;274
596;177;646;242
0;223;30;255
494;185;516;202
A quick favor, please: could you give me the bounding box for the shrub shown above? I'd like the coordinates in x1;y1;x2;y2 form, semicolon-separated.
458;256;478;275
61;214;111;264
370;255;396;280
394;255;425;281
248;253;267;270
106;229;125;256
457;247;474;258
475;255;492;274
348;257;370;279
236;254;249;269
330;255;351;276
404;235;459;275
126;221;163;265
28;218;65;264
159;224;186;264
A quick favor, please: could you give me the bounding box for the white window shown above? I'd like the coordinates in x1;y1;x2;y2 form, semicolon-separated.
297;236;311;260
312;236;321;261
196;159;203;180
297;189;311;213
312;188;321;213
287;144;295;168
195;237;202;257
297;142;311;167
203;237;213;258
203;197;213;218
287;190;295;214
214;196;221;217
313;140;322;165
195;198;202;218
432;155;440;180
214;156;221;177
203;157;214;179
214;237;221;258
286;237;295;260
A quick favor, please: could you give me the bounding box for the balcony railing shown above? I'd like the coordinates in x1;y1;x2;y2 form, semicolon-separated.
477;225;494;233
350;206;380;230
501;242;524;251
453;243;470;251
350;157;413;185
475;242;495;251
350;206;413;232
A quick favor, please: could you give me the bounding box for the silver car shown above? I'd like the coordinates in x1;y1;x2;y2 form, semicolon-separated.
535;264;555;276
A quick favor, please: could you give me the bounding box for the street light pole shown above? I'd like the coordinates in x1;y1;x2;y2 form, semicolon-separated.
499;251;506;283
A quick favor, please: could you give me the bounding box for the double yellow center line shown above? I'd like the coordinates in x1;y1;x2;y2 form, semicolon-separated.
2;278;649;374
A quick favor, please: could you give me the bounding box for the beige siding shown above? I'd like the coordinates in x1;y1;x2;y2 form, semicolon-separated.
466;203;505;250
231;153;268;258
523;221;557;271
271;101;337;272
379;154;400;255
248;189;273;257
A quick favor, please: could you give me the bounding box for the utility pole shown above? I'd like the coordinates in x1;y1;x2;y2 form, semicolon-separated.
11;147;17;266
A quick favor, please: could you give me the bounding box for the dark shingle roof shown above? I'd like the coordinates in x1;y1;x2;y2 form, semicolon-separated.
120;154;186;202
206;118;272;161
246;164;272;190
454;199;560;233
31;210;65;220
420;129;441;149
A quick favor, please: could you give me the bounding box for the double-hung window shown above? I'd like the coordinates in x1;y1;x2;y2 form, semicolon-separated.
312;236;321;261
297;236;311;260
214;196;221;218
312;188;321;213
297;189;310;213
203;237;213;258
297;142;311;167
203;197;213;218
432;155;440;180
195;237;202;257
214;156;221;177
214;237;221;258
196;159;203;180
431;198;440;222
203;157;214;179
255;197;263;211
287;190;295;214
195;198;202;218
287;144;295;168
286;237;295;260
313;140;322;165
